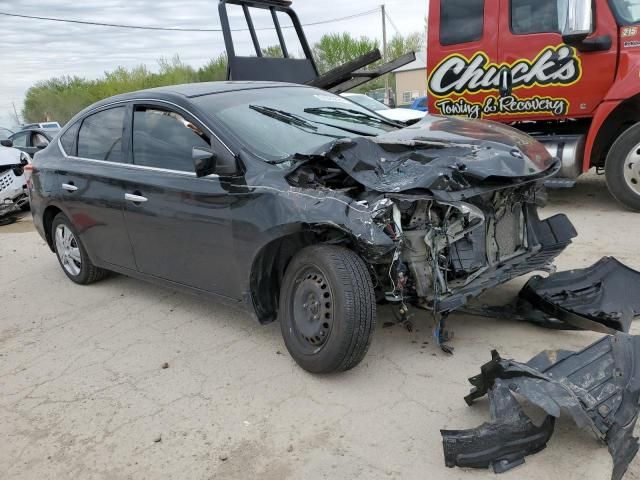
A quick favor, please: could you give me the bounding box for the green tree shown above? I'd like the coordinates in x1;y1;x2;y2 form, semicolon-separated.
21;32;423;123
312;33;379;74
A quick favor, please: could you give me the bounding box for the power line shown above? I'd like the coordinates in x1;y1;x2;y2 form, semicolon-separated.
384;11;401;37
0;8;379;33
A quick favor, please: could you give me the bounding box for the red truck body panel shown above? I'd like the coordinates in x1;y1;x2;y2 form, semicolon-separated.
427;0;640;172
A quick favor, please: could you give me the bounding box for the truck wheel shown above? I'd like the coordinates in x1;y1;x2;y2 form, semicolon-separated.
52;213;108;285
279;245;376;374
605;123;640;212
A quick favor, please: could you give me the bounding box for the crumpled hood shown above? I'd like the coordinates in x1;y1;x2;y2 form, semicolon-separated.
316;115;556;194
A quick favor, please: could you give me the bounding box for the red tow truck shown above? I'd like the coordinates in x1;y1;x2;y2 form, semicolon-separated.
427;0;640;211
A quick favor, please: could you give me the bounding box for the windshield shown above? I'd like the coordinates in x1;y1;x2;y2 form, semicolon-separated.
610;0;640;24
344;94;390;111
193;87;397;163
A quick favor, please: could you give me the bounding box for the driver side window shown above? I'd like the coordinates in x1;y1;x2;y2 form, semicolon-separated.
132;106;210;172
77;107;126;163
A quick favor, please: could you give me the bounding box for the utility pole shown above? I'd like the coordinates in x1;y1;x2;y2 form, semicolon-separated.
11;102;20;127
382;4;389;105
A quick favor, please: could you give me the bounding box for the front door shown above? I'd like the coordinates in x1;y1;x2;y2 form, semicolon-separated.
427;0;500;119
496;0;619;121
121;103;240;298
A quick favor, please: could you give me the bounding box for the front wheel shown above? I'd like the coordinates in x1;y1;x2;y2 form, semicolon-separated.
605;123;640;212
279;245;376;374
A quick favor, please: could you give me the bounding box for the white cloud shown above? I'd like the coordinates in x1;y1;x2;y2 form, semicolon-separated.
0;0;427;126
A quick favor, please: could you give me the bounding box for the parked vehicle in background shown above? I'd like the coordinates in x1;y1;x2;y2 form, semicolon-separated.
427;0;640;211
410;96;428;112
341;93;426;123
30;82;573;373
0;139;31;221
0;127;13;140
21;122;61;130
10;128;59;157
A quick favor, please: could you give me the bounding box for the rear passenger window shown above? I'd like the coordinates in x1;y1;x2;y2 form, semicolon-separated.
77;107;126;162
132;107;209;172
440;0;484;46
511;0;563;34
60;122;80;156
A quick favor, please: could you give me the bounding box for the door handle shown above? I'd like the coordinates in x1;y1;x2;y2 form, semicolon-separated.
498;67;513;97
62;183;78;192
125;193;148;203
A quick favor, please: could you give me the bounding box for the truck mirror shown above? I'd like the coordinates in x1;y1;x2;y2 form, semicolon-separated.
562;0;592;44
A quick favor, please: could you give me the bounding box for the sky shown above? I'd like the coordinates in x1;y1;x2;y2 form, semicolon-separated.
0;0;428;128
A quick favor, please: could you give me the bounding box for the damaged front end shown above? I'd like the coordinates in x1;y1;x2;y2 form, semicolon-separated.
442;333;640;480
283;115;576;320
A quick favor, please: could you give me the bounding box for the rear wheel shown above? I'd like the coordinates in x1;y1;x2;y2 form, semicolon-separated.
52;213;108;284
605;123;640;212
279;245;376;374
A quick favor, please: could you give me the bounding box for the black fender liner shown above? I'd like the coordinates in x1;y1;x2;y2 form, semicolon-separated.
442;334;640;480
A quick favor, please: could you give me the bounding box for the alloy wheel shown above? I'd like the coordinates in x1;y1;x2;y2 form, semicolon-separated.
55;224;82;276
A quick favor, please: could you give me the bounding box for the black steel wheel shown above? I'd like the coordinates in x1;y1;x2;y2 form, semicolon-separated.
279;245;376;374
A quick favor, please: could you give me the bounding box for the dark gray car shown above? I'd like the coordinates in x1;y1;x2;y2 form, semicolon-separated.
29;81;575;373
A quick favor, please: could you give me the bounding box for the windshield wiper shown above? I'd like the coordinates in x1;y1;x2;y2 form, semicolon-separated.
304;106;396;127
250;104;374;138
249;105;320;131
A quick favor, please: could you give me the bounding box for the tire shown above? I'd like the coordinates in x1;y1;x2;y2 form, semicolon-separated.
279;245;376;374
605;123;640;212
51;213;108;285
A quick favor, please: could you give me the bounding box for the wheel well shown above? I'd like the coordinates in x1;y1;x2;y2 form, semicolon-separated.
249;228;350;324
591;94;640;169
42;206;62;251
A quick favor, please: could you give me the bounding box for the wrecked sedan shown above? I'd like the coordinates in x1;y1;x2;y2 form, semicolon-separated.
29;82;573;373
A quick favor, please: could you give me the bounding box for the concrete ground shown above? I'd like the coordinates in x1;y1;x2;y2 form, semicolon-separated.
1;172;639;480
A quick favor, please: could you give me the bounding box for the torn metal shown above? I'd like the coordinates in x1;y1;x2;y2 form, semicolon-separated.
442;333;640;480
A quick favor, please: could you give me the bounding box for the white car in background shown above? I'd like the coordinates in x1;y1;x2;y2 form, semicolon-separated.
0;140;30;223
341;93;427;124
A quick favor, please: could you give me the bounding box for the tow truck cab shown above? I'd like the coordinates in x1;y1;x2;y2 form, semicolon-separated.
426;0;640;211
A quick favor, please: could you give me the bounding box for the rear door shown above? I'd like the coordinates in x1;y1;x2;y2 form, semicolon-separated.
57;105;137;270
121;103;239;298
497;0;618;121
427;0;499;119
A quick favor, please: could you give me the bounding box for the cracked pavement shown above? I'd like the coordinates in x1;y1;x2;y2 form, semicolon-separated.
1;173;640;480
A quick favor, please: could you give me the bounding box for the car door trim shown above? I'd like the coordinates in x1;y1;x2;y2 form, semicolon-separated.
57;143;221;179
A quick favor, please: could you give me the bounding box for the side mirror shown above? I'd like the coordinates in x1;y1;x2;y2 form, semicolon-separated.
36;142;48;150
562;0;592;44
193;147;217;178
1;139;13;148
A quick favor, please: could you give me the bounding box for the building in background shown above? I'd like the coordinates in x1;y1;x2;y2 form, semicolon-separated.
394;50;427;107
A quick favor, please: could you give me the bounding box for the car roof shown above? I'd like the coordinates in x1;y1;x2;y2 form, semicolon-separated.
65;81;316;128
104;81;308;103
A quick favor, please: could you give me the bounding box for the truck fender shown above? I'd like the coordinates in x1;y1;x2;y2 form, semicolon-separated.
583;100;623;171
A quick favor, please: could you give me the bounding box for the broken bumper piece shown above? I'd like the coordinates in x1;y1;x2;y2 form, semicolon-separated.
519;257;640;334
442;333;640;480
